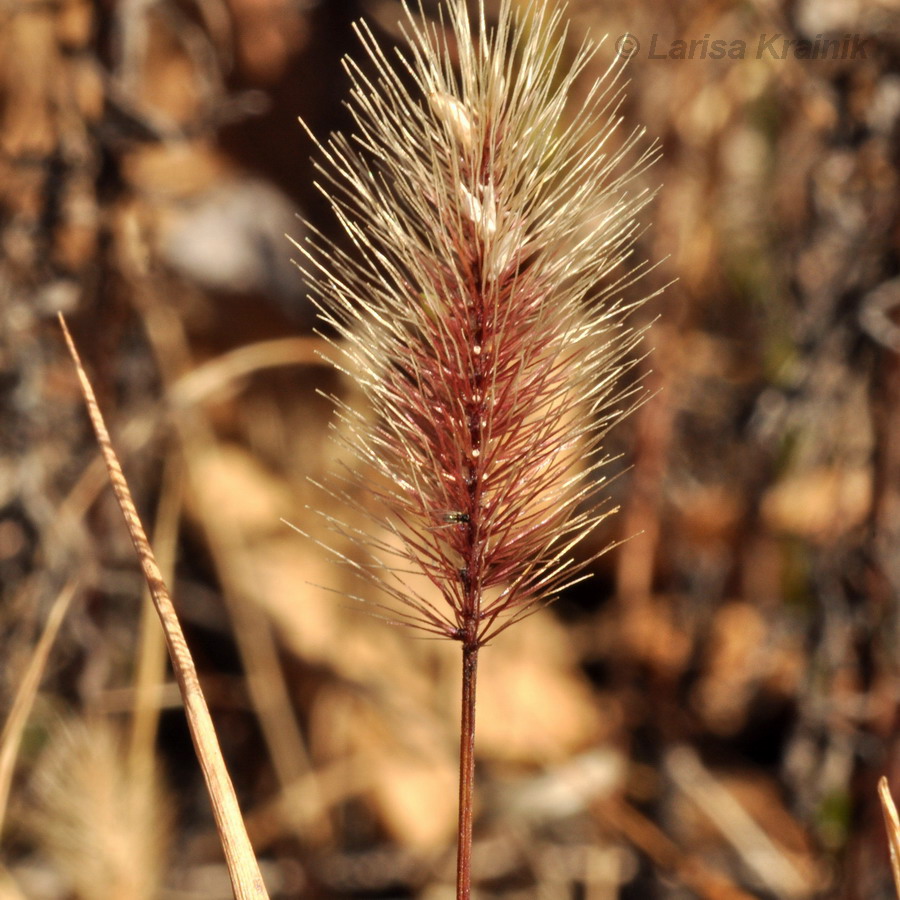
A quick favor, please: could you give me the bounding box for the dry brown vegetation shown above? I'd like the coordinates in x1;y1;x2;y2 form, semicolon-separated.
1;0;899;897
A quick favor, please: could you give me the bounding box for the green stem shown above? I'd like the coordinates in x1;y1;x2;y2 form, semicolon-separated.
456;641;479;899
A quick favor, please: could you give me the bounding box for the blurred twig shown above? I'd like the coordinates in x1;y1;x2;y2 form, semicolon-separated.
598;793;758;900
665;746;813;898
134;297;331;843
879;776;900;899
57;336;327;527
127;451;183;780
0;578;79;840
58;314;269;900
169;337;324;409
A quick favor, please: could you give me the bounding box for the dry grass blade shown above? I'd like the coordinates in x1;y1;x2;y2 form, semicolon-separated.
58;314;269;900
879;776;900;899
0;578;78;840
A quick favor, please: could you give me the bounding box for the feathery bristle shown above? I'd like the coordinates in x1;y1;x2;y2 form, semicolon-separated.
295;0;658;646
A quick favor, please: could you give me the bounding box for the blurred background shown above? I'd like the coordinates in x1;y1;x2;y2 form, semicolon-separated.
2;0;900;897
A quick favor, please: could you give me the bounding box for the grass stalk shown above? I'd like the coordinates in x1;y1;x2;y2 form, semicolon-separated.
456;642;478;898
58;314;269;900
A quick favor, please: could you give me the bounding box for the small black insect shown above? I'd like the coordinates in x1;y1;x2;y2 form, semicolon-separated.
441;511;470;524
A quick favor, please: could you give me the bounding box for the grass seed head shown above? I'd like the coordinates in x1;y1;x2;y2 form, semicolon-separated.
297;0;659;646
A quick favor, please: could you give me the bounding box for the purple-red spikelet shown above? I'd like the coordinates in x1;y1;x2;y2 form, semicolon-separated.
295;0;658;647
